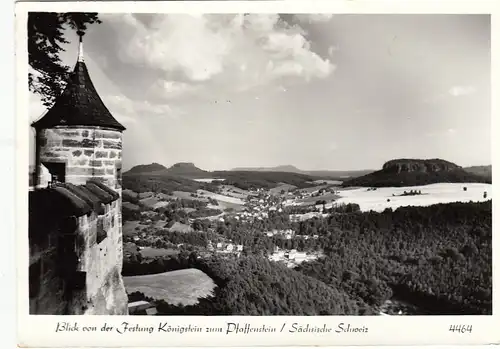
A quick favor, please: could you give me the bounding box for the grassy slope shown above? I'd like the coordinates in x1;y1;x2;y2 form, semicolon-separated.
123;268;216;306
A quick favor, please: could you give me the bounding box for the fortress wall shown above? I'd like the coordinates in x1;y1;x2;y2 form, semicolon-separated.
28;211;88;314
38;127;122;189
77;201;128;315
29;193;127;315
29;249;68;314
33;126;127;315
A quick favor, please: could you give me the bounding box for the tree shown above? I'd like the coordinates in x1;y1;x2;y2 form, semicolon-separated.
28;12;101;107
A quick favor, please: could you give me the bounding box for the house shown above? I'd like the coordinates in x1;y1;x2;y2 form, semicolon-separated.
236;245;243;252
293;252;308;263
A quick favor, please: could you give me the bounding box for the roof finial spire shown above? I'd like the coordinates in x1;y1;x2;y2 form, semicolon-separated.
77;32;84;62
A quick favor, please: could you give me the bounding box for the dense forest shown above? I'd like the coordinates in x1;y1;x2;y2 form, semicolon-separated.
124;201;492;315
294;202;492;314
128;254;373;315
212;171;319;190
463;165;492;181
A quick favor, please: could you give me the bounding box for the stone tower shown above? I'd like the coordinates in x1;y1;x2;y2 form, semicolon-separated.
30;34;128;314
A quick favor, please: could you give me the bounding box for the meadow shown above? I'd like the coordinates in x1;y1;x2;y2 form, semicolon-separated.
335;183;492;212
123;268;216;306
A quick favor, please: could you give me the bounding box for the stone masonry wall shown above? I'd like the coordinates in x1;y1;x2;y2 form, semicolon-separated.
34;126;127;315
38;127;122;188
75;202;127;315
30;203;127;315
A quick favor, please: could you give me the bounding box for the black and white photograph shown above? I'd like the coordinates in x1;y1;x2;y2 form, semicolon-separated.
26;9;492;321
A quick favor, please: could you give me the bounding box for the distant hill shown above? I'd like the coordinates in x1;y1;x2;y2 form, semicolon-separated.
123;162;321;193
164;162;208;178
125;162;208;179
211;170;318;190
343;158;490;187
463;165;492;180
126;163;168;174
231;165;373;179
232;165;304;173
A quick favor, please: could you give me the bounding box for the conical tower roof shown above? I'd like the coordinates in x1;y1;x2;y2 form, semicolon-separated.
32;35;126;131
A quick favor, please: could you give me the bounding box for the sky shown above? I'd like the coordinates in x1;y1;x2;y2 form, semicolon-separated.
28;14;491;171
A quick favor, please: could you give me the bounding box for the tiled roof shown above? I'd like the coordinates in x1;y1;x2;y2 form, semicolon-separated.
88;179;120;201
29;180;120;219
85;182;116;204
31;61;126;131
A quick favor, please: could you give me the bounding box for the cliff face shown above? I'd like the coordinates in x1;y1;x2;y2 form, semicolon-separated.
382;159;460;174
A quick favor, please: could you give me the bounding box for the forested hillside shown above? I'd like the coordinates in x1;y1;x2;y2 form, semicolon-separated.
125;201;492;315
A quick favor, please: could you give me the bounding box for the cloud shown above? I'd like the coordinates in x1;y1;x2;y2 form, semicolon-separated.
147;79;200;101
448;85;477;97
103;94;183;121
328;45;338;57
103;14;335;96
294;14;334;23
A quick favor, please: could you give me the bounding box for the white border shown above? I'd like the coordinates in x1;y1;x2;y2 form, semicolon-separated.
15;1;500;347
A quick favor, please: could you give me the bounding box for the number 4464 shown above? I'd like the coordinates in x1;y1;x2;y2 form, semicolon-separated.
449;325;472;333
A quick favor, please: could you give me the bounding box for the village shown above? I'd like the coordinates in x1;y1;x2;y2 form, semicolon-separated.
121;181;338;268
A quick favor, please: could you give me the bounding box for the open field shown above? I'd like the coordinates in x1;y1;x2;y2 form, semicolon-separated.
140;247;179;258
270;183;297;194
123;221;148;236
295;192;341;205
153;201;169;209
214;201;244;212
220;185;254;195
139;196;161;208
198;189;245;212
124;268;216;306
336;182;492;212
122;202;140;211
168;222;193;233
310;179;343;185
172;191;209;202
193;178;222;183
197;189;245;205
138;191;155;199
299;184;330;194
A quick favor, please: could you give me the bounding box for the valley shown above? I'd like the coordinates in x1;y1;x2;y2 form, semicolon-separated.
120;159;492;316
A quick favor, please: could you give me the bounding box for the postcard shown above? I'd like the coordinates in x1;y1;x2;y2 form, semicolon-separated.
15;0;499;347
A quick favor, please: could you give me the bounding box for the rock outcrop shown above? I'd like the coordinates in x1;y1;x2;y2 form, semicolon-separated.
343;158;489;188
381;159;460;174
